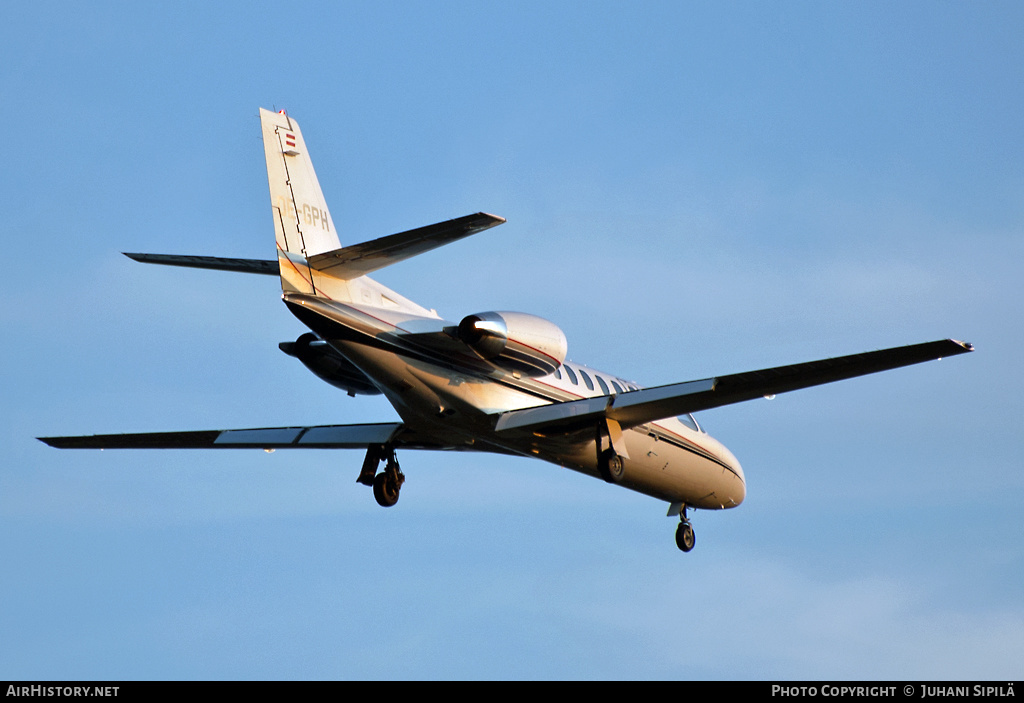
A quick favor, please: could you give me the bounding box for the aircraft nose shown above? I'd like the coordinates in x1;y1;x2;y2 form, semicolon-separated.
705;435;745;507
723;448;745;507
722;445;744;484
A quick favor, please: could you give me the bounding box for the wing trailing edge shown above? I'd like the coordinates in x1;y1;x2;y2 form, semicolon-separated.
39;422;453;451
495;339;974;435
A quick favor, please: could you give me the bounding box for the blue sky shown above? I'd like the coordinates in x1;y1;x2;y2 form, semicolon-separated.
2;1;1022;680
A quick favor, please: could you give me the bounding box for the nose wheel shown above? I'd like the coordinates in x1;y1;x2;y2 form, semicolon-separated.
675;506;696;552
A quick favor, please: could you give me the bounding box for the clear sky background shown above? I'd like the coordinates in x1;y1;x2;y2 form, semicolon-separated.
2;1;1021;680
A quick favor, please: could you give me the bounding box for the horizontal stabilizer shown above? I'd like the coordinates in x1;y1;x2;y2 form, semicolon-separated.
495;339;974;434
124;252;279;275
307;212;505;279
122;212;503;281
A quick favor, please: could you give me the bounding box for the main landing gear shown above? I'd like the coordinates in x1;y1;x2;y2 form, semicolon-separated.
597;448;625;483
675;505;696;553
358;444;405;507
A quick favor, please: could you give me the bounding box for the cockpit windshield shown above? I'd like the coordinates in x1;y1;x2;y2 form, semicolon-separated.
677;413;702;433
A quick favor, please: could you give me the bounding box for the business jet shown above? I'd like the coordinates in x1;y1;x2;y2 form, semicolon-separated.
39;109;973;552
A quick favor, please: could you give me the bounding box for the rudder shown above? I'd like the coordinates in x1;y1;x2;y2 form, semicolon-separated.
260;108;340;294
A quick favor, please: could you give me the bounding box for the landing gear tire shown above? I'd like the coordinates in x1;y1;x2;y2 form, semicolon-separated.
372;472;400;507
675;521;695;552
598;449;625;483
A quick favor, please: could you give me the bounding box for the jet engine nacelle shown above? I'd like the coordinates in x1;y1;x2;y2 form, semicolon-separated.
456;311;568;377
280;333;382;396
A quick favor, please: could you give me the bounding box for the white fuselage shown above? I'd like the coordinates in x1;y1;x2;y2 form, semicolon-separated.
291;294;746;511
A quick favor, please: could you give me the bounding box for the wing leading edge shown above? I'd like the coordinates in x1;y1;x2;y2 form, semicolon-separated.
40;422;451;451
495;339;974;435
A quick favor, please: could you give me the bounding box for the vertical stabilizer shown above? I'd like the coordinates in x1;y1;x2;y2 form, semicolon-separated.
260;108;341;295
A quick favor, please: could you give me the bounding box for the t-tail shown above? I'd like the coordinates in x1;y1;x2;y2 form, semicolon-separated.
260;108;340;296
124;109;506;310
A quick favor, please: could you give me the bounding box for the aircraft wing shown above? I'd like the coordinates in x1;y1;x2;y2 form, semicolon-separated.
495;339;974;435
39;422;461;451
306;212;505;279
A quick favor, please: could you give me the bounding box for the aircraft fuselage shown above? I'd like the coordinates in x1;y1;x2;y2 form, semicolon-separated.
285;293;746;511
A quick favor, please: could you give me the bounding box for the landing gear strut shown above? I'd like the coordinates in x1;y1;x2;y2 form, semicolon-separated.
358;444;405;507
675;506;696;552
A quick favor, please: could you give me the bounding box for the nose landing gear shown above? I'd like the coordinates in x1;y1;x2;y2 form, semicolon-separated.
675;506;696;552
358;444;405;507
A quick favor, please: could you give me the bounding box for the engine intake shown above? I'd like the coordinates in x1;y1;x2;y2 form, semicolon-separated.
457;311;567;377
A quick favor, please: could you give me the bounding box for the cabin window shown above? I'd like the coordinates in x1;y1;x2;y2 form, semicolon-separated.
611;380;624;394
564;365;578;385
595;376;610;395
579;369;595;392
553;367;562;380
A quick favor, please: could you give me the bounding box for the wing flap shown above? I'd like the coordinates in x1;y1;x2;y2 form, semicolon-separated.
306;212;505;279
494;396;616;433
495;339;973;435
